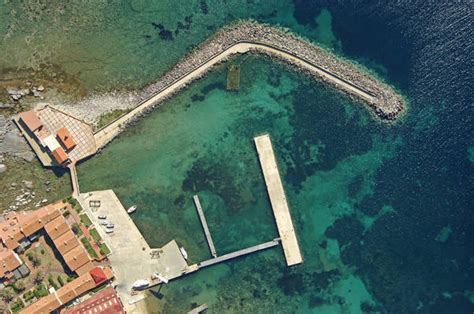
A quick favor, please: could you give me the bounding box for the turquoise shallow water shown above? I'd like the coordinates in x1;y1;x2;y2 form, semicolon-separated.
3;1;473;313
78;56;397;312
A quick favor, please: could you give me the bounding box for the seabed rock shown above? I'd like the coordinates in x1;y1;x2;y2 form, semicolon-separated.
0;163;6;173
22;180;34;189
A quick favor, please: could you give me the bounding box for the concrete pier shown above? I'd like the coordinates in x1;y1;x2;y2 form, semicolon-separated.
193;195;217;258
199;238;280;268
254;134;303;266
188;304;209;314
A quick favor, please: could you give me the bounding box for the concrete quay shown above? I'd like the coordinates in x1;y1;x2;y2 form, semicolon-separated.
77;190;193;313
254;134;303;266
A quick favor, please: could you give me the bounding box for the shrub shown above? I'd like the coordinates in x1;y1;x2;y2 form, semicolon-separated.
66;275;76;283
81;237;98;259
48;275;58;290
80;214;92;228
99;243;111;256
57;275;65;287
23;291;35;302
40;249;45;255
12;281;25;293
89;228;102;244
10;298;24;313
26;252;33;261
63;210;70;217
33;284;48;298
71;223;82;236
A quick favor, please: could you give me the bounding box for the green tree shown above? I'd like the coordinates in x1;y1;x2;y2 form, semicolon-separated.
12;281;25;293
0;287;14;303
33;271;44;285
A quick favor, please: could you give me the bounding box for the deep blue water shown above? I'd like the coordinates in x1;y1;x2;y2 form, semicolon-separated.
290;1;474;312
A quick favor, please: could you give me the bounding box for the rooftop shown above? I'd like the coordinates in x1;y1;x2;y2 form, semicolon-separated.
57;127;77;151
19;266;114;314
19;110;42;132
63;287;125;314
0;249;22;278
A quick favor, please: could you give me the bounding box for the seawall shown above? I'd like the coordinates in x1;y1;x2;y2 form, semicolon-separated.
94;21;406;148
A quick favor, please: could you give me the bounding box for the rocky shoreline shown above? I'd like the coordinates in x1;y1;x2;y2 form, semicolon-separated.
137;20;406;120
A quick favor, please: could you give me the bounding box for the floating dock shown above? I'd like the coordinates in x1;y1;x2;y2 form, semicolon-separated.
193;195;217;258
254;134;303;266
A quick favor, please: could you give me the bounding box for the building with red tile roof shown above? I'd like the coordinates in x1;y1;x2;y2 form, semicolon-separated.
62;245;92;273
63;287;125;314
0;201;94;281
45;215;69;240
0;249;22;278
20;267;115;314
54;230;80;256
52;146;69;165
19;111;43;132
57;127;77;151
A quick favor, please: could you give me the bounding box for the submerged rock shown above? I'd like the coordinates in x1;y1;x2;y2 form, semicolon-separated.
22;180;34;189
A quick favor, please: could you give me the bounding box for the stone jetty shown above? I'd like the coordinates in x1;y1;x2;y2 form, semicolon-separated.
94;21;406;148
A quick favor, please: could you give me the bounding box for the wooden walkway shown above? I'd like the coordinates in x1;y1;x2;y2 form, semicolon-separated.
198;238;280;268
254;134;303;266
193;195;217;257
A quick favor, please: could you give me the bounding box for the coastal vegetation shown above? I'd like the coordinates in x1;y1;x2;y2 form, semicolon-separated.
96;109;129;130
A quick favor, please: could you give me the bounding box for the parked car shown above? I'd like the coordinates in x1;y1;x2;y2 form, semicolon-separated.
106;223;115;229
105;229;114;234
98;215;107;219
100;221;108;226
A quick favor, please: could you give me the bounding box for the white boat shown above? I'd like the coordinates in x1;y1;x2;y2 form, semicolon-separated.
127;205;137;214
152;273;169;284
132;279;149;289
179;247;188;260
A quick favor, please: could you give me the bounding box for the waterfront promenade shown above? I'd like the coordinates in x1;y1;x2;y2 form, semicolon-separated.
254;134;303;266
94;21;405;148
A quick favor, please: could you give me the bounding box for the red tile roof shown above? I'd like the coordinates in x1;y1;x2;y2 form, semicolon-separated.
45;215;69;240
0;249;22;278
56;127;76;151
62;287;124;314
20;267;115;314
62;245;91;272
19;111;42;132
52;146;69;165
54;230;80;255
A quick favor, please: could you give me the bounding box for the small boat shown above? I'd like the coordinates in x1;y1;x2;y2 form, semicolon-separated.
179;247;188;260
152;273;169;284
127;205;137;214
132;279;149;290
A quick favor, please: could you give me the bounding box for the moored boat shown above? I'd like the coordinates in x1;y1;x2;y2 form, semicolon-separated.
179;247;188;260
132;279;149;289
127;205;137;214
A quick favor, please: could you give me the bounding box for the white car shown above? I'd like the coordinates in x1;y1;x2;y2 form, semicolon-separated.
98;215;107;219
100;221;108;226
105;229;114;234
106;223;115;229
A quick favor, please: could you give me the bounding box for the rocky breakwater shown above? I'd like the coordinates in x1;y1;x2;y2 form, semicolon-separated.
95;21;406;149
138;20;406;121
